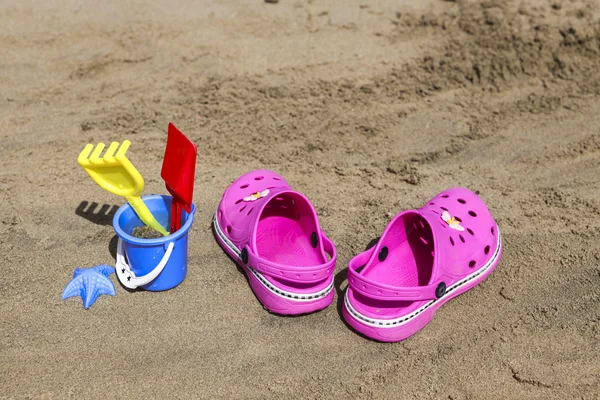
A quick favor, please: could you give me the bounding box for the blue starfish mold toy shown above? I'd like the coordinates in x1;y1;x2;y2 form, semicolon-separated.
62;264;116;309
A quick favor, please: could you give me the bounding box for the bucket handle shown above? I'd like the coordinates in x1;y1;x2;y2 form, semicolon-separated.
115;238;174;289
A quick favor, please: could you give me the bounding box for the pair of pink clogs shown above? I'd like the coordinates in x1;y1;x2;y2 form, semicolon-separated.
213;170;502;342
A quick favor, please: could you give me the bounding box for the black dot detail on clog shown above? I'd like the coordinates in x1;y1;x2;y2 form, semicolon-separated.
435;282;446;298
378;246;388;262
311;232;318;248
241;248;248;264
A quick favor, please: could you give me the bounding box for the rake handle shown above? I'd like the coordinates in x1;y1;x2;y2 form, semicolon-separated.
126;196;169;237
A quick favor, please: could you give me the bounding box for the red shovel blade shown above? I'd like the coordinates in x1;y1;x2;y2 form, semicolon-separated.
161;123;197;232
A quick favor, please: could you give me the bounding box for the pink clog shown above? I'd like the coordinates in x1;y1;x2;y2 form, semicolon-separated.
342;188;502;342
213;170;336;315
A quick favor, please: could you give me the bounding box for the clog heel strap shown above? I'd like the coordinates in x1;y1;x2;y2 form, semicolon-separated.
242;231;336;284
347;247;443;301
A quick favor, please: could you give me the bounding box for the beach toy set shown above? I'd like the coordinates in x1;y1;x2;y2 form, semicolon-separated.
64;123;197;308
64;122;503;342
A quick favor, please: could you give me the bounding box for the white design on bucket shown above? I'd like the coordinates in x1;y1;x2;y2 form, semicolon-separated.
213;212;334;302
115;238;175;289
243;189;270;202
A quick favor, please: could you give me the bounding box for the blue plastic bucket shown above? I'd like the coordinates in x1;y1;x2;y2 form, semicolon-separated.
113;195;196;291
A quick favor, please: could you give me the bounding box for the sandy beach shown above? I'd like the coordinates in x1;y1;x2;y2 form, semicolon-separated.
1;0;599;398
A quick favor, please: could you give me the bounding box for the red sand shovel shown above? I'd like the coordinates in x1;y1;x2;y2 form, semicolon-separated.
161;123;198;234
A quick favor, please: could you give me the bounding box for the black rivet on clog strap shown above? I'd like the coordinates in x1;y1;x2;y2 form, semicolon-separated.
435;282;446;299
311;232;318;248
378;246;388;262
241;248;248;264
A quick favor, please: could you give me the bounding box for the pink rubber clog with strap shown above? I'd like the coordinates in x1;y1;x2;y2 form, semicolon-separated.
213;170;336;315
342;187;502;342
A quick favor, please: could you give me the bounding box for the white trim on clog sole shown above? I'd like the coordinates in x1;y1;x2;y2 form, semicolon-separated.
213;213;334;302
345;229;502;328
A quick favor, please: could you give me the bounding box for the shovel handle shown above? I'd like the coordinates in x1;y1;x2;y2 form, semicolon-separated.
170;200;182;234
126;196;169;237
